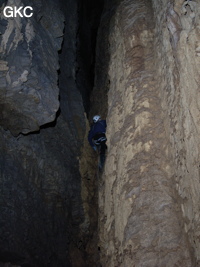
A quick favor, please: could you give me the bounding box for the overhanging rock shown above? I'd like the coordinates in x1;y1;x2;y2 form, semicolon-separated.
0;0;64;136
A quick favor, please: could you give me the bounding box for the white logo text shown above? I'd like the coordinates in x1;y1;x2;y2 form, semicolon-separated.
3;6;33;18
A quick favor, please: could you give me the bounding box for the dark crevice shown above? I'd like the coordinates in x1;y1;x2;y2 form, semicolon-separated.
0;0;105;266
76;0;104;115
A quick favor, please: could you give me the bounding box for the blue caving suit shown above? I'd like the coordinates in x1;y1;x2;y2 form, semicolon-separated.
88;120;107;150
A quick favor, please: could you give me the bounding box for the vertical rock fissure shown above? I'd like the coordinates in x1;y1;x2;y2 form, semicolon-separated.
58;0;107;266
0;0;105;266
2;0;200;266
76;0;105;115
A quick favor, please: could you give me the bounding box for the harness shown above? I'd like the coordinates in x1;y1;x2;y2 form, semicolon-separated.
92;132;107;146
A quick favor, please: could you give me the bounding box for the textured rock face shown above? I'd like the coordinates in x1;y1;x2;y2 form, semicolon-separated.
96;0;200;266
2;0;200;266
0;0;106;265
0;119;84;266
0;0;63;135
0;0;87;266
154;0;200;263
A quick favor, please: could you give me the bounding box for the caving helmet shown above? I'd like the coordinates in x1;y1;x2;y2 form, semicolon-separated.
93;115;101;123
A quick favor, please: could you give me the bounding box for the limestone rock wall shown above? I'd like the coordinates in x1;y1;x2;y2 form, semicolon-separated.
0;0;63;136
3;0;200;266
96;0;200;266
153;0;200;263
0;117;84;266
0;0;87;266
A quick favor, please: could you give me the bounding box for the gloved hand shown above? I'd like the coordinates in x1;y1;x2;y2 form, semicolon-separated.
93;146;97;152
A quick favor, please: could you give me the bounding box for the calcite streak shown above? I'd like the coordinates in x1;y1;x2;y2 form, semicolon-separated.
97;0;195;266
153;0;200;264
